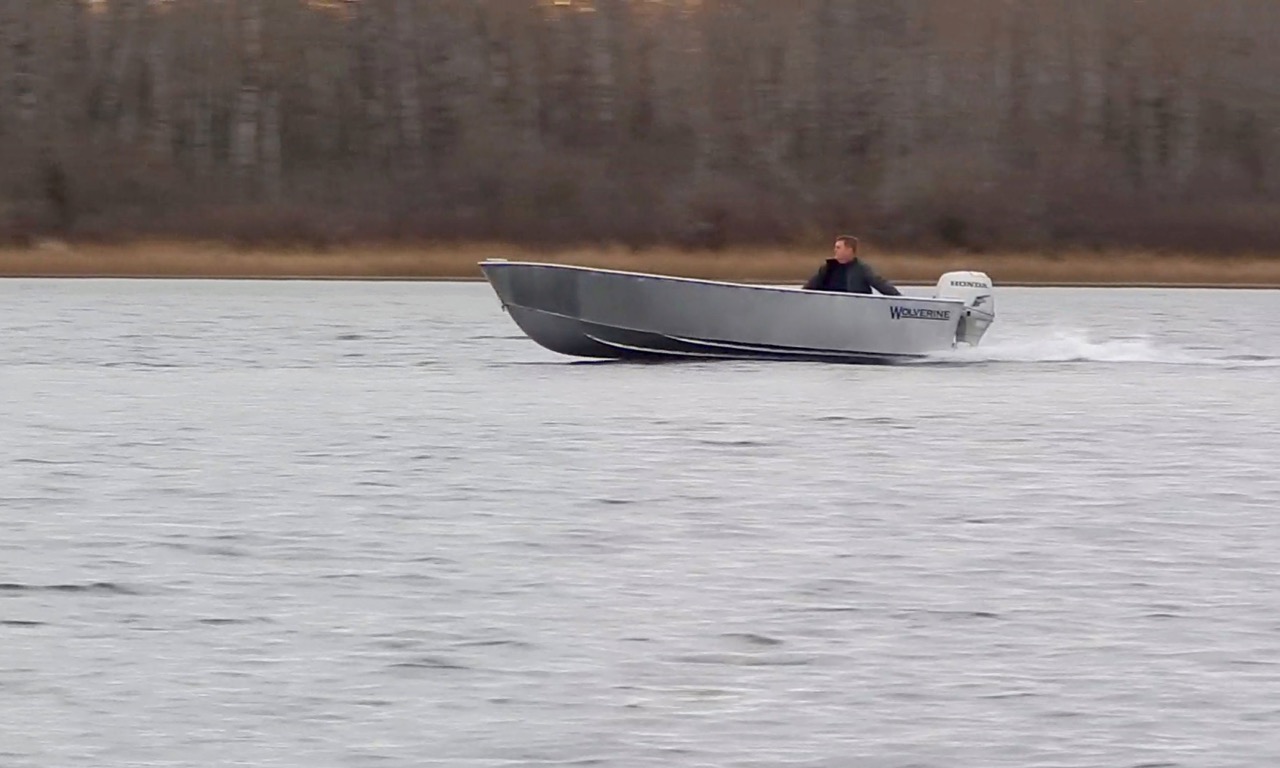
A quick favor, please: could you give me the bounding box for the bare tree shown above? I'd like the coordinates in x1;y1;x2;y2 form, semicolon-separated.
2;0;1279;250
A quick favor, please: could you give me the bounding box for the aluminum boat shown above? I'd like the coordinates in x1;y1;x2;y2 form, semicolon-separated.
479;260;995;363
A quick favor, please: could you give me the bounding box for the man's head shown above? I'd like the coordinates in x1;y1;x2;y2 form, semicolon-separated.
832;235;859;263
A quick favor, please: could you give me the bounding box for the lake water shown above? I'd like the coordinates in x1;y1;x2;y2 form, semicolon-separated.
2;279;1279;768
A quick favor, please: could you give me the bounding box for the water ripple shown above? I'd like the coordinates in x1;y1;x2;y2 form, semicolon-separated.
0;582;139;596
2;282;1278;768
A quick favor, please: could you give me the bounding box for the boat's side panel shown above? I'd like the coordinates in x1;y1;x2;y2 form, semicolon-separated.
503;305;626;358
506;305;903;362
481;262;962;359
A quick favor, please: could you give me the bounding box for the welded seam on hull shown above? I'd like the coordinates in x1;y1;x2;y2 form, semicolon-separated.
588;331;912;363
584;334;732;359
665;335;913;360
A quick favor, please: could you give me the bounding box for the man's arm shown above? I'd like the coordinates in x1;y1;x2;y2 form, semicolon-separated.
863;263;901;296
802;265;828;290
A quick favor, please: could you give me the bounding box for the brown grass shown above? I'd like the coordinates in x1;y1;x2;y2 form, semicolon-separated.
3;239;1280;286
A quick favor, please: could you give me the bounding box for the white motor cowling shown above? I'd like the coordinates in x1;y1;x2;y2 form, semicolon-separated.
934;271;995;346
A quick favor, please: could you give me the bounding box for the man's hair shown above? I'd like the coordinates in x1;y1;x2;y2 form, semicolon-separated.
836;235;859;251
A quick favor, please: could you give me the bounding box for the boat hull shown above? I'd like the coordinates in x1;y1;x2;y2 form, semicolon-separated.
480;261;968;363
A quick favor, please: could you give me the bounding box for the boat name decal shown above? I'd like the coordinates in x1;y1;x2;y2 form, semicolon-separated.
890;305;952;322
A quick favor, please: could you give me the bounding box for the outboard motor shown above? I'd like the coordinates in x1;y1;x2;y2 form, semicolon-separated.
934;271;995;345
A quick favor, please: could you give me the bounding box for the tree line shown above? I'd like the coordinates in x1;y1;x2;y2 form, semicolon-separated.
2;0;1278;252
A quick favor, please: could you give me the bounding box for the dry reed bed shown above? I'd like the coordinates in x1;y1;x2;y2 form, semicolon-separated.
3;241;1279;286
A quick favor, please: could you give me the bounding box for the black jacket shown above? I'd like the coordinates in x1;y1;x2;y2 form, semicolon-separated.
802;258;901;295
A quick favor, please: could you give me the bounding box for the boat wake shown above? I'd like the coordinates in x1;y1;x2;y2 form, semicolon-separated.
915;329;1280;368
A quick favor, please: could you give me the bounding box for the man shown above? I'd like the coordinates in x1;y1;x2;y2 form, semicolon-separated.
802;235;901;295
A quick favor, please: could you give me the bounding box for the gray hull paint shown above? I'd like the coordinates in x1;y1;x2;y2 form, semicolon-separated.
480;260;968;363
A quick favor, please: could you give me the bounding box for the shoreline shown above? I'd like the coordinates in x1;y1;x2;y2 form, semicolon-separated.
3;240;1279;288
